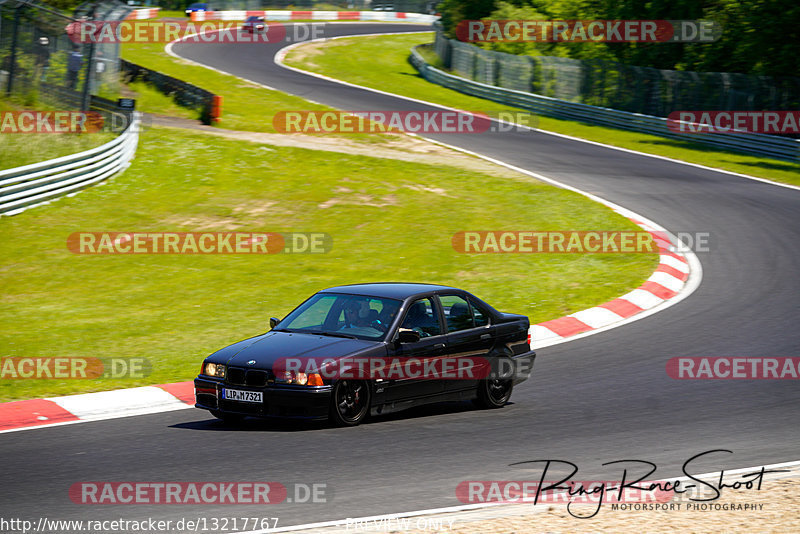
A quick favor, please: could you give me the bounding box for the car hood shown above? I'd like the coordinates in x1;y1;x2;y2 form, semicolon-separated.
211;331;380;369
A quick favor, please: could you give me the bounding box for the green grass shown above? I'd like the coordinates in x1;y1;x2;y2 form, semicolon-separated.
284;33;800;187
0;99;116;170
124;80;200;120
156;10;188;18
0;126;656;401
120;39;388;143
121;40;330;133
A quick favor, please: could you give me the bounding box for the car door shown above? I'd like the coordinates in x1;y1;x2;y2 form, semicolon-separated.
383;297;446;401
439;294;495;393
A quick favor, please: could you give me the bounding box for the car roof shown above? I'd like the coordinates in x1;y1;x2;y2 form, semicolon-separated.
319;283;461;300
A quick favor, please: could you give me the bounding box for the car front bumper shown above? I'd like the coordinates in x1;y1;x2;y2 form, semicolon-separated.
194;376;332;420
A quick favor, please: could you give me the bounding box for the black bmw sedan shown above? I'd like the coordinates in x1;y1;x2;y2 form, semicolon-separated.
195;283;536;426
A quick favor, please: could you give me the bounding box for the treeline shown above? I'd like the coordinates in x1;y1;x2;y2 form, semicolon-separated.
41;0;84;11
437;0;799;77
40;1;185;12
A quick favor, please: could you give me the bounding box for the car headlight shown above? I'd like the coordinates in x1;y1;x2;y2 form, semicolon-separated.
275;371;324;385
203;362;226;378
275;371;294;384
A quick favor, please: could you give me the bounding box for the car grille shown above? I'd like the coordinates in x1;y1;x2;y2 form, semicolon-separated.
225;367;272;387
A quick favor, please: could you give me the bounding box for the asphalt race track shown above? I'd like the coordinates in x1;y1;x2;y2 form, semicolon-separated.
2;23;799;530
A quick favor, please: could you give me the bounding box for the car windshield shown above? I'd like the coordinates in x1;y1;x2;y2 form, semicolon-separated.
274;293;402;341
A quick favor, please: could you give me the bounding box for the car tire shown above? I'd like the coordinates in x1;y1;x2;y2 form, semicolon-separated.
210;410;245;424
330;380;371;426
475;377;513;409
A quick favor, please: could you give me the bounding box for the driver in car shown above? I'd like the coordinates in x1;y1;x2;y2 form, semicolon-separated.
341;298;374;329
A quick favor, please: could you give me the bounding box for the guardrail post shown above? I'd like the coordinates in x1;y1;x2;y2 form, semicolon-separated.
5;4;22;95
80;4;98;112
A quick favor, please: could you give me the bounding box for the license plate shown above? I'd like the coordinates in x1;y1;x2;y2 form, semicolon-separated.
222;388;262;403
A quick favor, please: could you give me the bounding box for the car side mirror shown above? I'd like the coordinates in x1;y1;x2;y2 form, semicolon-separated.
269;317;280;329
397;329;421;344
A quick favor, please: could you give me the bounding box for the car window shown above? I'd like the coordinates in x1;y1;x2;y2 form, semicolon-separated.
284;294;336;330
469;298;490;327
277;293;400;340
440;295;475;332
335;297;392;327
400;298;441;337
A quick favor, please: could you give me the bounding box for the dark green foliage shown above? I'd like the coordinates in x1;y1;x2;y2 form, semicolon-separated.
438;0;800;76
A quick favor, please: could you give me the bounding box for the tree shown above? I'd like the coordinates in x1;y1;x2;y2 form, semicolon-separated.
41;0;84;12
438;0;800;76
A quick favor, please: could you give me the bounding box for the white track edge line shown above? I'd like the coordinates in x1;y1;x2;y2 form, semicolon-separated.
275;33;800;192
0;402;193;435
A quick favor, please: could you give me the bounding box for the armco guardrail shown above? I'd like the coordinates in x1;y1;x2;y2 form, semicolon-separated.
121;60;219;124
0;113;140;216
410;47;800;162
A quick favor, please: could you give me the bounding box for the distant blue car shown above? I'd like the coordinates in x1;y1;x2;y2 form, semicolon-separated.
185;2;210;16
241;15;266;33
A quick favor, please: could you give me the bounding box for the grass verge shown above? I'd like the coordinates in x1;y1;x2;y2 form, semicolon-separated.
284;33;800;187
122;80;200;121
121;38;398;144
120;39;331;134
0;126;656;401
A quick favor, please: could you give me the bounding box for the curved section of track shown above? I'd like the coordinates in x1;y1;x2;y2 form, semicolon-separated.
1;24;798;529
